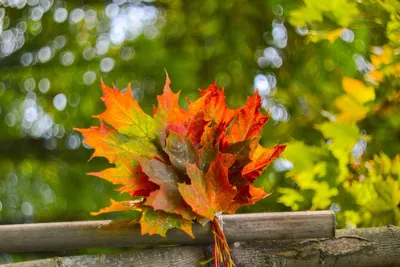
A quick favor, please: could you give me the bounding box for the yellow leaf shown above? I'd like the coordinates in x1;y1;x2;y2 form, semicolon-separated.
371;47;392;67
91;199;142;216
368;70;384;82
342;77;375;104
325;28;343;43
394;64;400;77
308;28;342;43
334;95;368;123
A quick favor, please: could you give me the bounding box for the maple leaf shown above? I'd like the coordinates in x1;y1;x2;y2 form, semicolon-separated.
75;123;158;200
242;141;286;181
194;122;220;172
88;163;157;197
178;152;237;220
188;82;236;124
114;164;159;197
76;75;285;267
140;207;194;238
229;184;270;212
74;123;157;164
154;74;187;125
140;157;196;220
164;131;196;173
91;198;142;216
186;111;209;148
94;80;156;140
223;92;268;144
88;164;133;186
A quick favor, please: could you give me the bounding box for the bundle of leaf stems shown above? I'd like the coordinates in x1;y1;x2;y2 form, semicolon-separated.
211;216;235;267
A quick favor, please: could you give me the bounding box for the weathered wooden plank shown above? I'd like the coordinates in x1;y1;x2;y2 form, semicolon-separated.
0;211;334;252
3;226;400;267
2;246;207;267
230;225;400;267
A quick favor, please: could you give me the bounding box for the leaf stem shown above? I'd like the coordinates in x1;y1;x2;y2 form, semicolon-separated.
211;216;235;267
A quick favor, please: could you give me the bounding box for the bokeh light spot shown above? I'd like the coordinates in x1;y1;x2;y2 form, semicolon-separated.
60;51;75;66
53;94;67;111
24;77;35;92
254;74;270;96
83;71;96;85
54;8;68;23
100;57;115;72
38;78;50;93
66;133;81;150
21;52;33;66
70;8;85;24
38;46;52;63
120;46;135;61
21;202;33;216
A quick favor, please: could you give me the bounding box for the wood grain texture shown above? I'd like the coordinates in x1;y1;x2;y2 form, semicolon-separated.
2;246;206;267
4;226;400;267
230;225;400;267
0;211;334;253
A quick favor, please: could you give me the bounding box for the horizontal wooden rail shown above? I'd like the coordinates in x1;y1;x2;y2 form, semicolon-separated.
4;226;400;267
0;211;334;252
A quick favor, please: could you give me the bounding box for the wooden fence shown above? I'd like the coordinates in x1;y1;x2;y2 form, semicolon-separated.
1;211;399;267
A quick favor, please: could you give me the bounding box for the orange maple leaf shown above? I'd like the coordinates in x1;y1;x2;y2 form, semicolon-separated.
75;74;285;267
178;152;237;220
224;91;268;144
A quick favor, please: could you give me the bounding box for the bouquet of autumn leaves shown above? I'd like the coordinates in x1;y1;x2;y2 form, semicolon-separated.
75;74;285;266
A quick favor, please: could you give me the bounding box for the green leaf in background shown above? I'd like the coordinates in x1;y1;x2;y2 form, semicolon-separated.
277;188;305;211
278;141;338;210
289;0;359;27
341;154;400;227
315;122;360;182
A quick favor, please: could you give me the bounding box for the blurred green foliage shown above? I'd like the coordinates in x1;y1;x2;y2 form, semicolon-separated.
0;0;400;263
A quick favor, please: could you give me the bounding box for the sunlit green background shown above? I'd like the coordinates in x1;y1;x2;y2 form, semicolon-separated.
1;0;400;263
